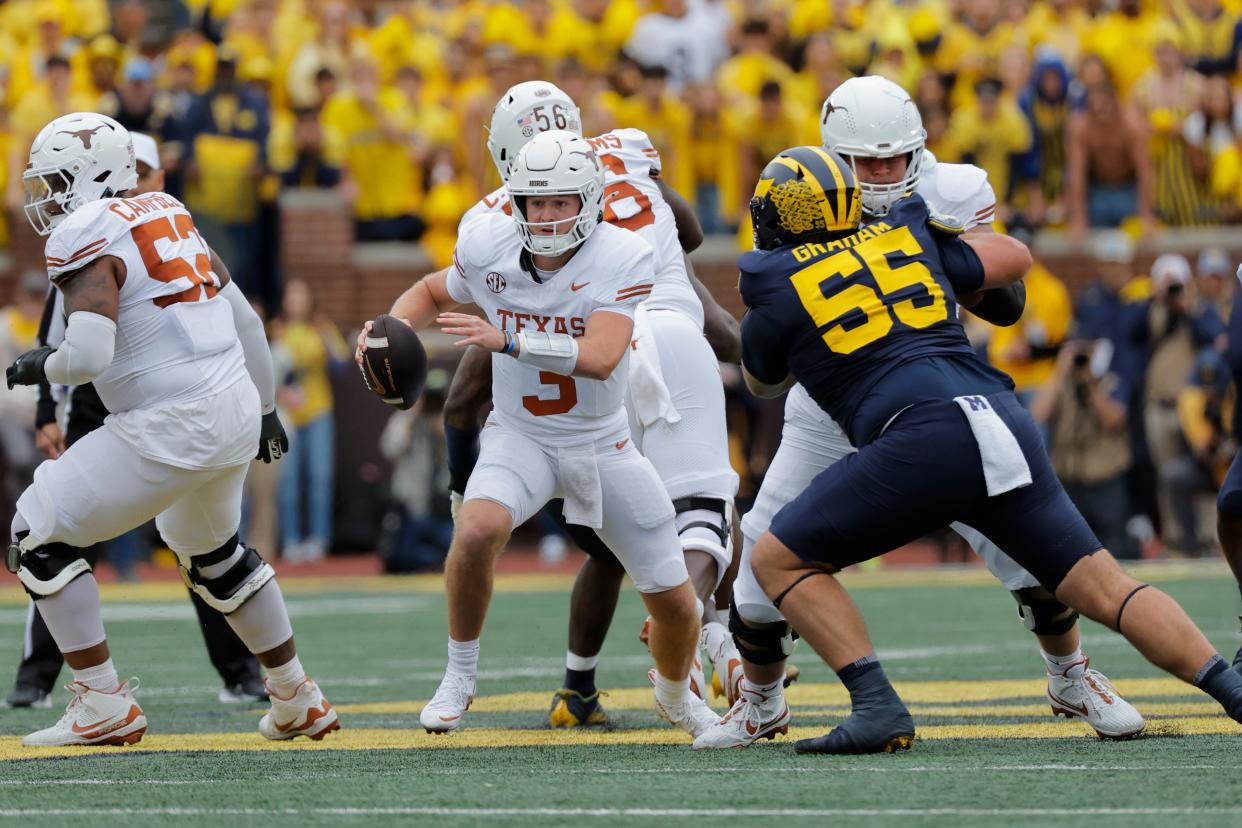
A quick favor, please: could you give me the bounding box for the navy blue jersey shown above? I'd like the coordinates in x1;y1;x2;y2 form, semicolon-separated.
740;194;1013;445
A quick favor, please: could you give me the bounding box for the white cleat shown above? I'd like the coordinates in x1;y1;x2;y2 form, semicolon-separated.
23;679;146;747
1047;661;1145;740
258;678;340;741
703;625;745;707
693;693;791;749
419;672;476;734
649;669;721;738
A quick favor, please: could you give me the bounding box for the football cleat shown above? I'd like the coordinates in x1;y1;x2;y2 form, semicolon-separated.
795;694;915;755
22;679;146;747
1047;660;1145;740
548;688;608;728
258;678;339;741
640;617;707;699
710;662;802;707
419;672;476;734
219;676;268;704
5;684;53;709
693;693;791;749
649;668;721;738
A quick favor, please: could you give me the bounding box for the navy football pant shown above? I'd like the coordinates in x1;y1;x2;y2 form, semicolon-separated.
770;392;1101;591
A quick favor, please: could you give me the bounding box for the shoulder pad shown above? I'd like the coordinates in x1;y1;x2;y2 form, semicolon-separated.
455;212;512;273
927;209;966;236
44;200;128;282
920;162;995;227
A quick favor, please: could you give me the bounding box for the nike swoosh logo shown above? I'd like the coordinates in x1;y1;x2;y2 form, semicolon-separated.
571;282;590;291
1048;692;1090;718
71;705;141;737
615;439;629;450
275;699;332;733
438;714;461;722
744;720;759;736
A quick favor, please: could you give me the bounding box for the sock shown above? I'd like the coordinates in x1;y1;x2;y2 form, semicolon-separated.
1194;654;1242;720
72;658;118;692
39;573;106;652
265;655;306;699
836;655;900;709
1042;649;1087;679
444;424;481;496
448;637;480;676
565;651;598;695
653;670;690;708
740;676;782;707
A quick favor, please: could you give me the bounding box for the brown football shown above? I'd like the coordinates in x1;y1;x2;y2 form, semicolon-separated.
359;314;427;410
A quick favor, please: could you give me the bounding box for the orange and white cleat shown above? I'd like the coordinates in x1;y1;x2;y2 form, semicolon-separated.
1047;660;1145;740
693;692;791;750
258;678;340;741
23;679;146;747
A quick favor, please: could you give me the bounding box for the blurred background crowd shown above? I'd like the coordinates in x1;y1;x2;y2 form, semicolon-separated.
0;0;1241;576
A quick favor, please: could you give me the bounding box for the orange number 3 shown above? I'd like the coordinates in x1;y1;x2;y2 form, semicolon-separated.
130;215;220;309
523;372;578;416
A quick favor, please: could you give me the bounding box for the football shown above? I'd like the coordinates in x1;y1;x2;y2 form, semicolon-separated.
359;314;427;410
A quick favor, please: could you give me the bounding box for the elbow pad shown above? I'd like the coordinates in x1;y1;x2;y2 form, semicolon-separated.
43;312;116;386
970;281;1027;328
513;331;579;376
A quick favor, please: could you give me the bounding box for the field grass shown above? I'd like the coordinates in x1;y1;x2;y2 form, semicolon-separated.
0;563;1240;827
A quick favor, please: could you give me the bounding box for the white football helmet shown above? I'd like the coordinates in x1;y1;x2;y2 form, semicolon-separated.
23;112;137;236
820;76;926;218
506;130;604;257
486;81;583;183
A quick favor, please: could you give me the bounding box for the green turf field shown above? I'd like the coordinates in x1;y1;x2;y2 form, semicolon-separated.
1;563;1240;827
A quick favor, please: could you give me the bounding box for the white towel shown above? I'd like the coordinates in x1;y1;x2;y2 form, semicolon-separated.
627;306;681;427
954;395;1033;496
558;444;604;528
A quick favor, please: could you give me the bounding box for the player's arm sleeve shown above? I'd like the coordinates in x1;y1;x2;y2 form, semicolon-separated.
937;235;986;294
219;281;277;415
968;281;1027;327
740;306;790;387
34;288;60;428
43;312;116;386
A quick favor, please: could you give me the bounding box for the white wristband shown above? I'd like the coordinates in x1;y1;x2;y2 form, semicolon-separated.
514;331;578;375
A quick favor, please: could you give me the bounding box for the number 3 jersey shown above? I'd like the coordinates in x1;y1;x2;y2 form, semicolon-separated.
461;128;704;329
43;194;252;466
446;212;655;445
739;193;1012;447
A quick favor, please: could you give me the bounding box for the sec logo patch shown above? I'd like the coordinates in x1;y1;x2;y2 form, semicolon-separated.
486;272;507;293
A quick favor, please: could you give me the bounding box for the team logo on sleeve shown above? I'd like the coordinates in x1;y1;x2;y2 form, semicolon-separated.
486;272;507;293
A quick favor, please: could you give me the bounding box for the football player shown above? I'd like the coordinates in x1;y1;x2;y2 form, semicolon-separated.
5;113;337;746
438;81;748;726
695;76;1143;749
729;145;1242;754
359;130;719;738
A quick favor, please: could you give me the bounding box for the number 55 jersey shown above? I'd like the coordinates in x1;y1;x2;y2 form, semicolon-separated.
739;193;1014;448
43;192;256;469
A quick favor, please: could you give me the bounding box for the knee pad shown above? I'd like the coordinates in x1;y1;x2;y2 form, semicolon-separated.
181;533;275;614
1010;587;1079;636
8;532;92;599
674;497;732;587
729;603;798;665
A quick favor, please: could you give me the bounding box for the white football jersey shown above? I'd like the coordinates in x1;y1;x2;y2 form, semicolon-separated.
446;213;655;445
44;193;247;415
460;128;704;330
784;155;999;427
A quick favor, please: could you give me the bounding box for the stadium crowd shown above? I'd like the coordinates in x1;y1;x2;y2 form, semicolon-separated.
0;0;1241;572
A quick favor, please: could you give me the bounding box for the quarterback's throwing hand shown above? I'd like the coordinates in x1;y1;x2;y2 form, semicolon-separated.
258;410;289;463
438;313;505;352
6;347;53;389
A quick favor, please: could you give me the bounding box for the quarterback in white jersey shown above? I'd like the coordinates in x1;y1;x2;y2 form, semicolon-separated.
446;82;744;727
360;130;720;739
5;113;338;747
697;76;1143;750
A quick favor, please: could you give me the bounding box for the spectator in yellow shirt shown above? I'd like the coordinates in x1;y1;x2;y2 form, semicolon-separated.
943;78;1033;214
320;58;424;242
617;64;694;197
685;80;732;233
274;279;351;564
716;19;796;108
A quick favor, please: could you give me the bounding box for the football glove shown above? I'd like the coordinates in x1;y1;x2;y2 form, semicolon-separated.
6;347;54;389
257;410;289;463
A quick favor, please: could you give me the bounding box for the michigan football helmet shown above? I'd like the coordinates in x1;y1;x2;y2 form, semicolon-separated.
506;130;605;256
487;81;583;183
750;145;862;251
23;112;137;236
820;76;926;218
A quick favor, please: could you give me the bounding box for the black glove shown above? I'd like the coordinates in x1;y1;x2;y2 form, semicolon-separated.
257;410;289;463
6;347;53;389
